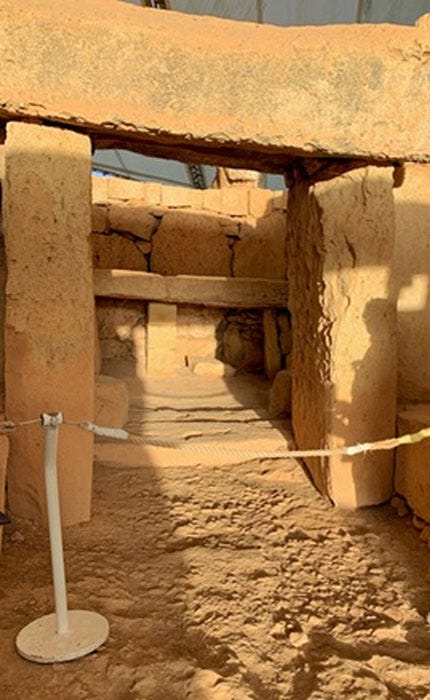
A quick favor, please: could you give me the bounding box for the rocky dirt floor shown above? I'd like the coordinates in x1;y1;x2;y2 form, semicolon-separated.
1;375;430;699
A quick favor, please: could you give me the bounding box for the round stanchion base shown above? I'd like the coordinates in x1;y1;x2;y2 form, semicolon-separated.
16;610;109;664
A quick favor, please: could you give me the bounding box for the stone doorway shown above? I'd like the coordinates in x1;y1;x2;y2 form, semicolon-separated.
1;1;428;526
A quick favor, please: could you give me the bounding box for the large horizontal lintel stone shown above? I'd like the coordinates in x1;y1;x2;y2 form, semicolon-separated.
0;0;429;173
94;270;289;308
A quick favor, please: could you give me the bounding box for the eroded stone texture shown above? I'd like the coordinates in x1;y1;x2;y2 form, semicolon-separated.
108;177;143;201
92;232;149;271
287;167;397;507
92;176;109;203
395;403;430;522
393;165;430;401
269;370;292;418
0;1;429;170
0;434;9;551
176;306;223;367
108;205;157;240
92;203;109;233
151;211;231;277
161;186;203;209
191;358;235;378
212;168;263;189
263;309;282;381
146;303;177;376
96;299;145;365
248;189;276;218
233;214;287;280
3;122;94;525
95;374;129;429
220;311;264;373
0;229;6;400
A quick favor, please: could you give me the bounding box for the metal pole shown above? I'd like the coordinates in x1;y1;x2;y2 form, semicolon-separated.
42;413;69;635
16;411;109;663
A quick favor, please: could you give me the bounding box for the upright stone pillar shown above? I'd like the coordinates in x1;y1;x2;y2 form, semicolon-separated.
287;167;397;508
146;302;177;376
3;122;94;525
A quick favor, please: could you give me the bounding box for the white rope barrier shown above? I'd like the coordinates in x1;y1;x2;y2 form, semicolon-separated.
2;416;430;461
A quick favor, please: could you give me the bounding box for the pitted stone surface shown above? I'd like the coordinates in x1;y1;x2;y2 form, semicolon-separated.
95;374;129;429
92;232;149;271
1;0;430;171
108;205;157;241
233;214;287;280
3;122;94;525
151;211;231;277
393;165;430;402
287;167;397;508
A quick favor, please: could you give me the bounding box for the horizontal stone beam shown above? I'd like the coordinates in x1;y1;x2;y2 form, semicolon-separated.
0;0;429;172
94;270;289;308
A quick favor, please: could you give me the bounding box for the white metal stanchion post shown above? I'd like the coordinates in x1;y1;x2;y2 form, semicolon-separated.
44;413;69;635
16;412;109;663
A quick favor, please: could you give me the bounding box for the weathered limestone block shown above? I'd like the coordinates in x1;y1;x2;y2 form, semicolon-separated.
220;189;248;217
131;323;147;381
151;211;231;276
1;1;430;169
0;434;9;551
92;233;149;271
233;213;287;280
223;169;262;187
108;204;157;240
191;358;235;378
92;176;109;203
393;165;430;401
96;299;145;364
95;316;102;374
141;182;162;207
95;375;129;429
161;186;203;209
263;309;282;381
395;403;430;522
0;232;6;398
176;306;223;366
108;177;143;201
213;168;263;189
94;270;288;308
92;203;109;233
3;122;94;525
146;303;177;376
202;190;223;214
269;370;292;418
248;189;274;218
221;311;264;373
287;167;397;508
278;311;292;356
272;191;288;212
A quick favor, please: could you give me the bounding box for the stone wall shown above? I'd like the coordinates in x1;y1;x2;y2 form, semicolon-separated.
392;165;430;526
392;165;430;403
92;177;288;375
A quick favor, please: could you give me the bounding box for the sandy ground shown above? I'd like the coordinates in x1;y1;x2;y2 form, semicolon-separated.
1;375;430;699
